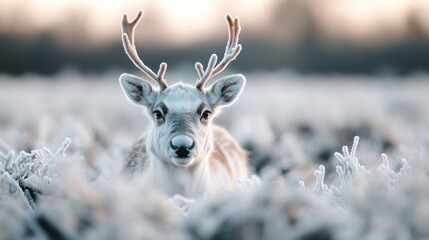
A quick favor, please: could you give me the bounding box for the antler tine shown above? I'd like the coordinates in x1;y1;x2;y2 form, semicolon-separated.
121;10;143;45
195;62;204;78
196;54;218;90
213;15;242;76
195;14;242;90
121;10;168;90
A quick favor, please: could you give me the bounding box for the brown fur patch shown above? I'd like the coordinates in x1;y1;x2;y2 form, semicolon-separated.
124;135;148;174
210;126;248;181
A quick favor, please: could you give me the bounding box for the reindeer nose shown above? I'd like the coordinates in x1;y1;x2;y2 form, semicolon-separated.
170;136;195;158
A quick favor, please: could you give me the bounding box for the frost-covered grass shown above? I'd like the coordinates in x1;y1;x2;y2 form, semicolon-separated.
0;71;429;239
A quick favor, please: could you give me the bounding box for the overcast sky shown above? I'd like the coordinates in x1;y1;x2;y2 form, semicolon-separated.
1;0;429;50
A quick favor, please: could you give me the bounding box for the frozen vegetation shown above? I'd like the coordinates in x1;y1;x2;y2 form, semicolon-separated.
0;70;429;239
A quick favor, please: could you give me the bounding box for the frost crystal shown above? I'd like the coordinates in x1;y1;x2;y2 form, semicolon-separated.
313;165;331;196
334;136;369;187
377;153;411;186
0;138;72;210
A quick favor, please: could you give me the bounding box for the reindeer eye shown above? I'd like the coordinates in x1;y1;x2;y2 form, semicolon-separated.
201;110;211;121
153;110;164;121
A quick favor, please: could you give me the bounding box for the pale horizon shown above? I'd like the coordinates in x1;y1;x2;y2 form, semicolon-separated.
2;0;428;50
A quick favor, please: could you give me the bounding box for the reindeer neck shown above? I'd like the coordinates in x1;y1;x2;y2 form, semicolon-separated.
145;129;214;198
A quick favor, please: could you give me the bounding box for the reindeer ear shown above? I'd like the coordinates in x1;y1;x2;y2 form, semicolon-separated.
119;73;157;107
206;74;245;107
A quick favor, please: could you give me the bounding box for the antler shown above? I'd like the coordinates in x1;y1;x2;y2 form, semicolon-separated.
195;14;242;91
121;10;168;90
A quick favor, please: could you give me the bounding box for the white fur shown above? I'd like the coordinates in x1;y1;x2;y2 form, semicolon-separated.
121;75;247;198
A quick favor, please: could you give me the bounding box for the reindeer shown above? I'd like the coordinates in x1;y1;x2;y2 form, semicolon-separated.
119;11;248;198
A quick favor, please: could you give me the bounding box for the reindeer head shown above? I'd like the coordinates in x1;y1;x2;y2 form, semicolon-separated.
119;11;245;167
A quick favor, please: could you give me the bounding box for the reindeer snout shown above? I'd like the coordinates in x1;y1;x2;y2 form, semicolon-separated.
170;135;195;158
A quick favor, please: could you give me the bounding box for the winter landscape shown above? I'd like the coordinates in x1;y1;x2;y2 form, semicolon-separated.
1;70;429;239
2;0;429;239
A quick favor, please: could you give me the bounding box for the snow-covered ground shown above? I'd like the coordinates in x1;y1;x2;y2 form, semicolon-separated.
1;71;429;239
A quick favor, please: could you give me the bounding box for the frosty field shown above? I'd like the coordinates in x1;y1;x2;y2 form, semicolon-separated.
1;71;429;239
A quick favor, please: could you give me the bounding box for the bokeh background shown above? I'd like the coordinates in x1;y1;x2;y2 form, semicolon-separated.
2;0;429;75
